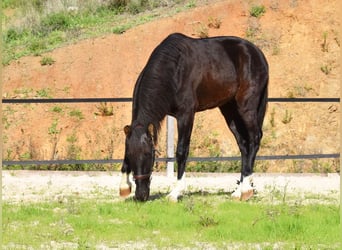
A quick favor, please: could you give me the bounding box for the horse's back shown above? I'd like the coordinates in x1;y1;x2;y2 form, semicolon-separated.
166;34;268;111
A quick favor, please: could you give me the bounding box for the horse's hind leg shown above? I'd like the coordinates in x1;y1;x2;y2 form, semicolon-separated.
219;103;250;200
219;100;263;201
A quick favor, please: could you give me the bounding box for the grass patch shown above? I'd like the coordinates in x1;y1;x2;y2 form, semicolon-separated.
2;195;340;249
2;0;194;65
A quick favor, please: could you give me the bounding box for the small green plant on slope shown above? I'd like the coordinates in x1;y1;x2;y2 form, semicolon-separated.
69;108;84;120
48;119;61;160
36;88;52;98
269;108;276;127
40;56;55;66
282;110;293;124
193;22;209;38
95;102;113;116
249;5;266;18
207;17;222;29
321;64;332;75
66;131;81;160
50;105;63;113
321;31;329;52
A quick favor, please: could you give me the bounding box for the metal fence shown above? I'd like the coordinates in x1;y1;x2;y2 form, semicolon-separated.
2;97;340;167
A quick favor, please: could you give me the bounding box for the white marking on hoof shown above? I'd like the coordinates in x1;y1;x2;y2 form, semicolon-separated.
241;175;253;193
119;173;132;197
167;174;186;202
231;183;242;200
231;175;254;201
241;175;254;201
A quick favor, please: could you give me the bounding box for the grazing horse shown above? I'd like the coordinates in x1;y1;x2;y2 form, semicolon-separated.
119;33;268;202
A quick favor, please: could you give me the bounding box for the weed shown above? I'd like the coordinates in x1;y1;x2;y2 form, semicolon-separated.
50;105;63;113
249;5;266;18
186;0;196;8
245;27;258;40
193;22;209;38
20;152;31;160
48;119;61;136
270;108;276;127
66;131;82;161
113;25;130;34
28;39;47;55
4;28;26;42
48;118;61;161
95;102;114;116
40;56;55;66
207;17;221;29
321;64;332;75
62;86;71;94
40;12;73;33
282;110;293;124
287;85;314;98
14;87;33;98
272;45;280;55
69;109;84;120
36;88;52;98
198;213;219;227
321;31;329;52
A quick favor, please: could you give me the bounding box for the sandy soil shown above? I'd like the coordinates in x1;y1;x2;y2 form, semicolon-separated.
2;0;340;173
2;171;340;205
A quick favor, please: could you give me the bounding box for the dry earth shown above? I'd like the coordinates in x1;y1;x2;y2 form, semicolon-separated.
2;0;340;173
2;171;340;205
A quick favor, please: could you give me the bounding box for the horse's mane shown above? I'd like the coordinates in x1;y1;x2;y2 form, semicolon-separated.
131;33;190;142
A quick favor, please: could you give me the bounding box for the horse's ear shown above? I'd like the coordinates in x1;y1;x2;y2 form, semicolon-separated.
124;125;131;136
147;123;156;145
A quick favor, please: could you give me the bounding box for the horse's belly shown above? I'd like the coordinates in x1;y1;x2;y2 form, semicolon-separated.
196;80;238;111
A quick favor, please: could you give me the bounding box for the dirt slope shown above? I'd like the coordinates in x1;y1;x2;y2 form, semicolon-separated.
2;0;340;172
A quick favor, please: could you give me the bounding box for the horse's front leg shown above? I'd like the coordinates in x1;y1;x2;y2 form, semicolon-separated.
167;113;194;202
119;160;132;197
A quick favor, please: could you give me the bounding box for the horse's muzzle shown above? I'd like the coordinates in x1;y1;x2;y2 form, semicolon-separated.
134;177;151;202
135;188;150;202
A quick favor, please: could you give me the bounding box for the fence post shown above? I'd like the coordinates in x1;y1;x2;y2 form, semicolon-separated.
166;116;175;178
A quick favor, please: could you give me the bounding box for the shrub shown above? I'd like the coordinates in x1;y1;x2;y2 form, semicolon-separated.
5;28;23;42
41;12;72;33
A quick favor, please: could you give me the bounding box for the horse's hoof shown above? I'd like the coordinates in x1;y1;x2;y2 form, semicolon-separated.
241;189;254;201
231;188;242;201
119;186;131;197
166;194;179;203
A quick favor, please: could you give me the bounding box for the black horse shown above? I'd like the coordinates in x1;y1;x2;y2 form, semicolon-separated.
120;33;268;202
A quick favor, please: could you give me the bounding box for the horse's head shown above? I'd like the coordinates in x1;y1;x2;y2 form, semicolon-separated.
123;123;156;201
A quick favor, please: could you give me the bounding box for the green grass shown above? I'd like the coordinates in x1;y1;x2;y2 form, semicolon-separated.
2;0;195;65
3;195;340;249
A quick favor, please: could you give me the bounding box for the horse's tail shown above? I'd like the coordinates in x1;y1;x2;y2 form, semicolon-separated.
257;75;269;128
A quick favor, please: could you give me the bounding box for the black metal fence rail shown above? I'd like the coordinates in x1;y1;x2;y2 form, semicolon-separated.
2;153;339;166
2;97;340;104
2;97;340;166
